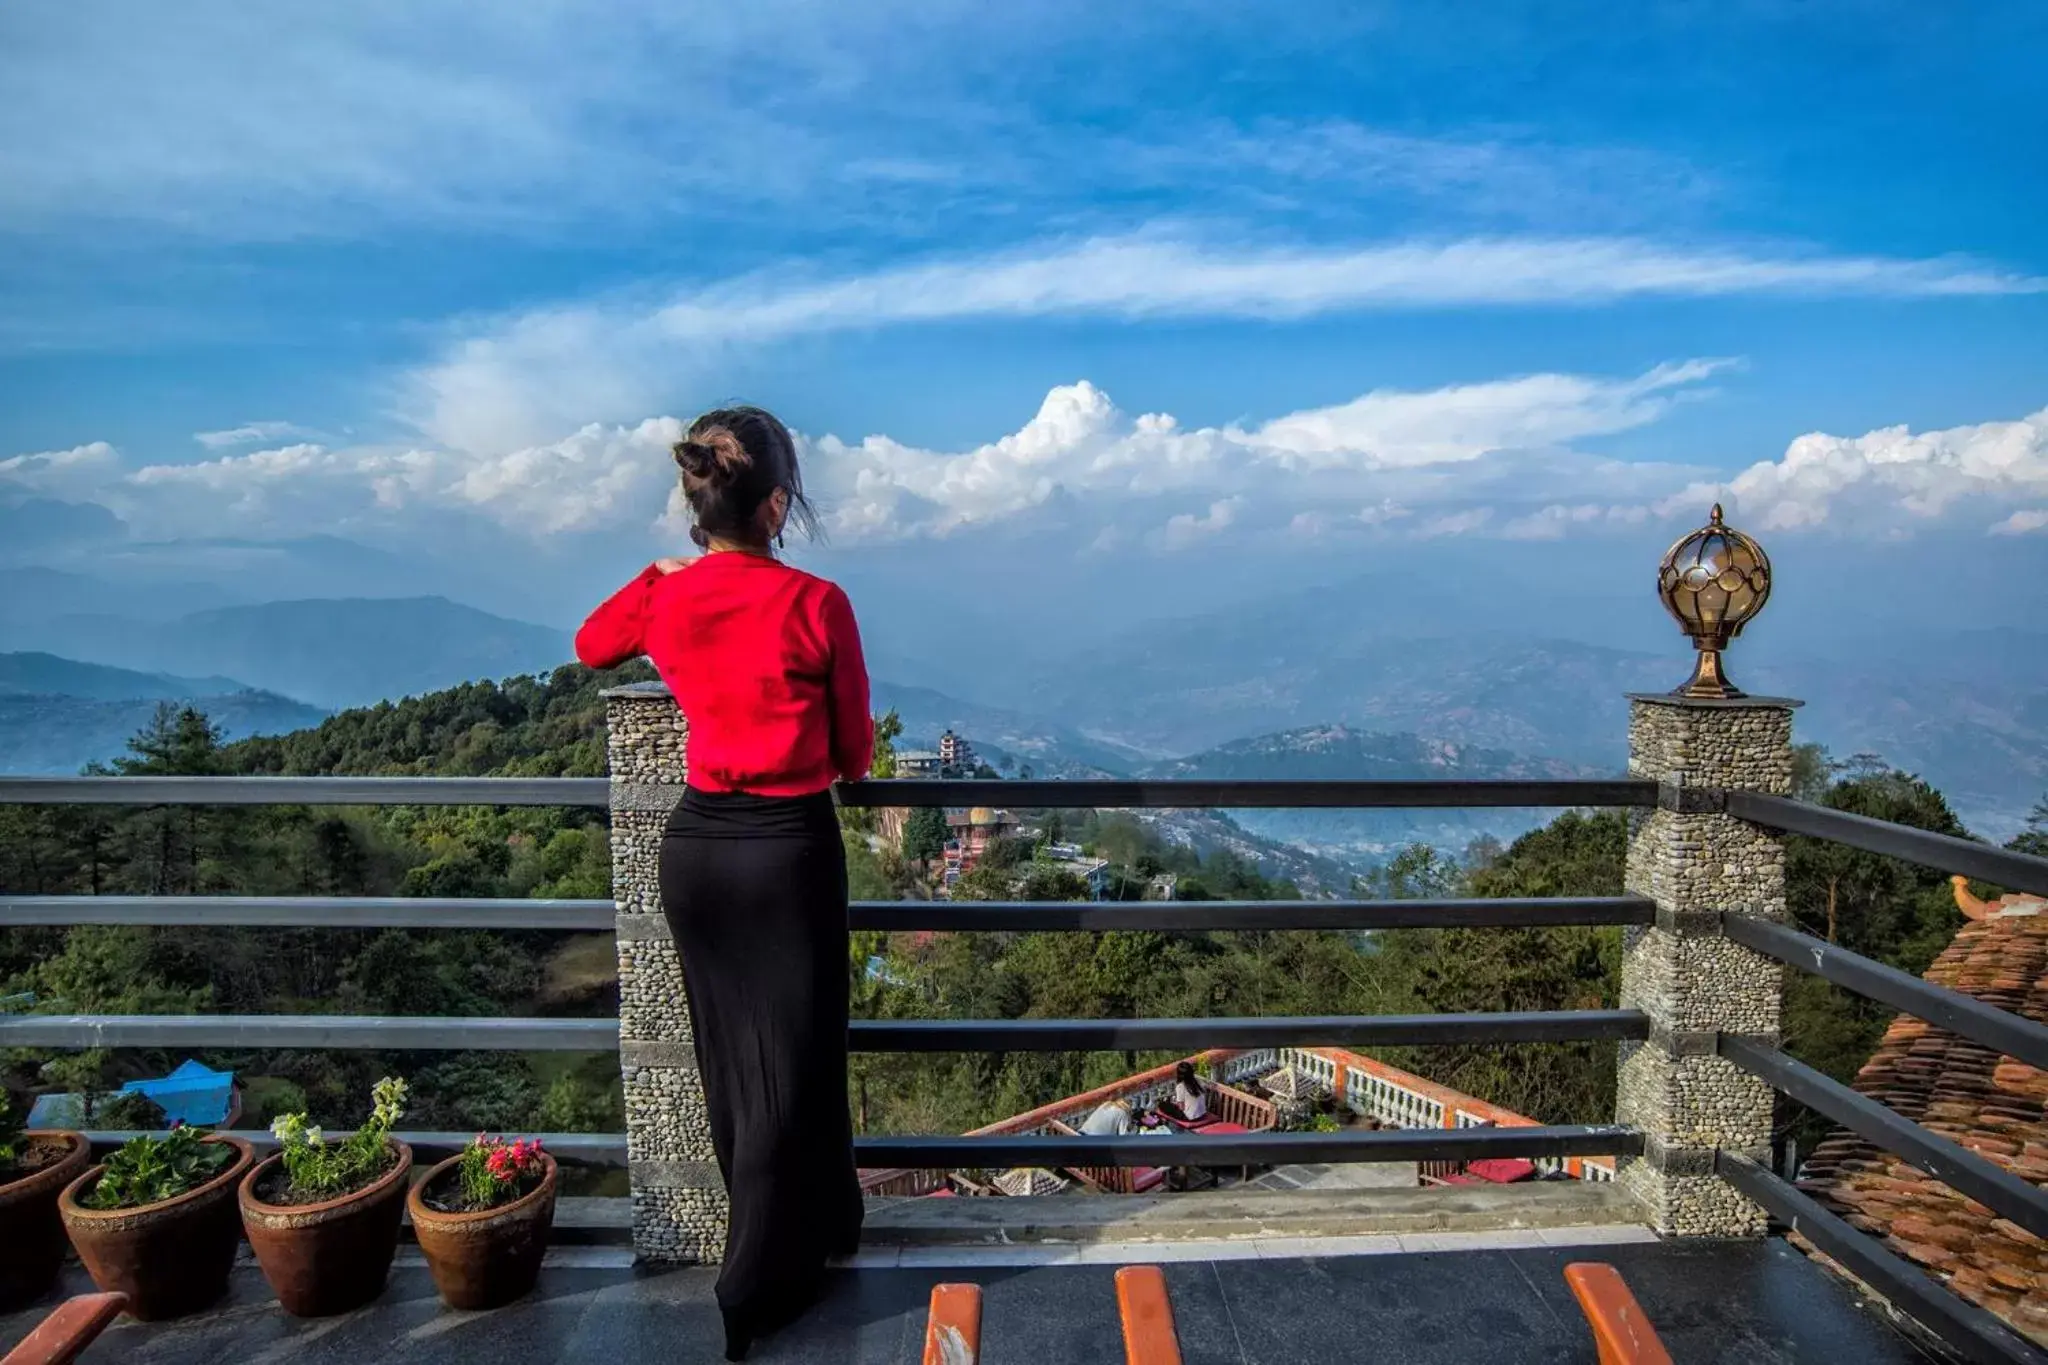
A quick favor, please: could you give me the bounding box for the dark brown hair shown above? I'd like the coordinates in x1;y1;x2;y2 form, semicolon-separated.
672;405;819;550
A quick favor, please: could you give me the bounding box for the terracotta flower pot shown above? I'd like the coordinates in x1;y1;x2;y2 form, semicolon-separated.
0;1131;91;1311
59;1135;255;1321
407;1152;558;1311
239;1140;413;1318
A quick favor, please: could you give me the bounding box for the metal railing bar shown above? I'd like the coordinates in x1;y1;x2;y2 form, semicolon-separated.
856;1124;1644;1169
0;1014;619;1051
1;895;615;930
1725;792;2048;899
81;1129;628;1164
0;775;610;808
855;896;1656;933
3;893;1657;933
1716;1151;2047;1365
0;774;1659;811
1720;1036;2048;1240
849;1010;1649;1052
0;1009;1645;1053
1722;916;2048;1072
839;778;1658;811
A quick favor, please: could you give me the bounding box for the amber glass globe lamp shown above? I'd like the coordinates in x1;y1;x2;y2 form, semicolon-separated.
1657;504;1772;699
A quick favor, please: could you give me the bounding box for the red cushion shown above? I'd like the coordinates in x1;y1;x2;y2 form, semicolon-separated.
1466;1158;1538;1184
1129;1167;1170;1193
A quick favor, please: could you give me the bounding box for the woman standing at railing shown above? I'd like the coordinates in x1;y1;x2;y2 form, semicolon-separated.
575;406;873;1361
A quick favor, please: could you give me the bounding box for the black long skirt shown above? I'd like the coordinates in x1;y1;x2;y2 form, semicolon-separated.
657;787;863;1327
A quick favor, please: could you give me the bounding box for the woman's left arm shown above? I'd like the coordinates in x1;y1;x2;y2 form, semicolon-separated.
574;564;666;670
823;585;875;783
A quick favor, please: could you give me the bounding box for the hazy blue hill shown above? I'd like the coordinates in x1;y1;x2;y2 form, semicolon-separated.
20;597;571;710
0;651;247;701
0;566;245;628
1015;576;2048;840
1140;723;1616;857
868;679;1155;775
0;650;330;775
0;693;330;775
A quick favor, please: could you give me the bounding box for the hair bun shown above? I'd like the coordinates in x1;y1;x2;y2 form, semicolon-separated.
672;427;751;486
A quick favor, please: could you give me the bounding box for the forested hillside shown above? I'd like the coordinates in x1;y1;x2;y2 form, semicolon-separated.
2;665;2035;1154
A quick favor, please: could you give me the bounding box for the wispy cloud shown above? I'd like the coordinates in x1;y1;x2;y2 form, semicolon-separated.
410;232;2042;452
193;422;314;450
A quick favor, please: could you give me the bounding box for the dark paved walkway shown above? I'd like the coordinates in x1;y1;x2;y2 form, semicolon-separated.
4;1238;1934;1364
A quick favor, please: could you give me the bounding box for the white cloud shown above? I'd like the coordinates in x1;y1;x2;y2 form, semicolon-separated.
408;233;2037;452
104;421;684;538
804;363;1722;542
193;422;313;450
0;441;119;497
1152;498;1242;551
1662;407;2048;534
28;377;2048;557
1416;508;1495;538
1357;500;1411;527
1501;503;1653;540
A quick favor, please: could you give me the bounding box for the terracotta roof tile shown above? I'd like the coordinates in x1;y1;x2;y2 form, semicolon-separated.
1796;899;2048;1346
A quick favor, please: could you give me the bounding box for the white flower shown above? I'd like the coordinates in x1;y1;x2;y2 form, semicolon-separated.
303;1126;324;1147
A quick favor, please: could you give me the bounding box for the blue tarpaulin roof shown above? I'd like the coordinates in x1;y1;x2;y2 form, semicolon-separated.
120;1059;236;1126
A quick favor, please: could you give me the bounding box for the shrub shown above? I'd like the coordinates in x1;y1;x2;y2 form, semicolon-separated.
97;1092;170;1131
84;1124;236;1210
268;1076;407;1203
0;1096;23;1171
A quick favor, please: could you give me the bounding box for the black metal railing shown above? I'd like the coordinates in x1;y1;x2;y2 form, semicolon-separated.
9;770;2048;1362
0;772;1656;1181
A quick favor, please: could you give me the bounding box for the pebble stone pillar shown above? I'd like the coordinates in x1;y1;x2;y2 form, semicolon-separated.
604;681;727;1264
1615;693;1798;1237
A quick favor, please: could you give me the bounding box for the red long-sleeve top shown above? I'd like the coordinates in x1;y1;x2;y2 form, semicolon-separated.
574;554;874;796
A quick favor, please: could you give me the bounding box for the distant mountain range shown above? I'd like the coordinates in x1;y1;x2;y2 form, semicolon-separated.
5;597;571;710
869;681;1154;777
1138;724;1610;856
0;652;327;775
998;587;2048;842
4;570;2040;849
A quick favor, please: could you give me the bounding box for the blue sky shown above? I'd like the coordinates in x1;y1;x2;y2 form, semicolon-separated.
2;1;2046;658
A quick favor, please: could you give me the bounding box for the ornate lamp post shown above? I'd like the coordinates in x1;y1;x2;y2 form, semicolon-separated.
1657;503;1772;699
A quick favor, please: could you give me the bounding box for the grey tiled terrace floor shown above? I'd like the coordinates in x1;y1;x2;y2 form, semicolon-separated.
4;1238;1935;1364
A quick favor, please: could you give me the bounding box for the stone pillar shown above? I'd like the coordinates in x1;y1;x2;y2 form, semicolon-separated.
1615;694;1798;1236
604;682;727;1264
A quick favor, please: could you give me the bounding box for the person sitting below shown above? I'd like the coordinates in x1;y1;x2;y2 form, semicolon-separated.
1080;1099;1137;1136
1156;1062;1213;1127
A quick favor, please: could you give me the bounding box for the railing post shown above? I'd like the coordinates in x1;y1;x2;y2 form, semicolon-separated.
1615;694;1798;1236
603;681;726;1264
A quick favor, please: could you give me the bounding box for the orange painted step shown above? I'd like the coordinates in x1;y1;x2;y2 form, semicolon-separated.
2;1292;129;1365
1564;1262;1674;1365
922;1282;983;1365
1115;1265;1183;1365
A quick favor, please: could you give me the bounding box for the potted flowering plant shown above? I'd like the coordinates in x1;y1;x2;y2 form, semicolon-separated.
0;1095;91;1310
239;1077;412;1317
59;1123;255;1319
407;1134;558;1310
